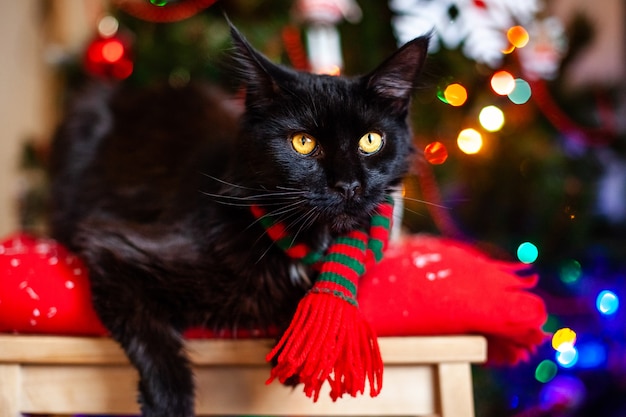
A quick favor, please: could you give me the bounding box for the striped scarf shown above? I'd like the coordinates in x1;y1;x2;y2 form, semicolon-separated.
251;196;394;401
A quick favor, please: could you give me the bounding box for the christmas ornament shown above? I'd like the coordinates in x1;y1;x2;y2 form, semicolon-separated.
84;32;133;80
256;196;394;401
0;233;107;335
390;0;540;67
113;0;217;22
292;0;362;74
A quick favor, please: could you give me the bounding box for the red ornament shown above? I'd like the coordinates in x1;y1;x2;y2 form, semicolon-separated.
113;0;218;23
84;34;133;80
0;233;107;336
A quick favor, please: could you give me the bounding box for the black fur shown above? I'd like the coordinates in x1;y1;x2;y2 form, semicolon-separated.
49;27;428;417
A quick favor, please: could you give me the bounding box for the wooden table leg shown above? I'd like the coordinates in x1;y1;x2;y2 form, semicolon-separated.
437;363;475;417
0;365;20;417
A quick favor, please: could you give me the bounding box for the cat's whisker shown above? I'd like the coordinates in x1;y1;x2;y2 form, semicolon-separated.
200;191;305;206
289;208;320;247
200;173;307;196
401;206;428;218
402;196;451;210
245;200;304;234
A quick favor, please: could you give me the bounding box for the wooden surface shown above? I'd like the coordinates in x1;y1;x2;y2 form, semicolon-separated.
0;335;487;417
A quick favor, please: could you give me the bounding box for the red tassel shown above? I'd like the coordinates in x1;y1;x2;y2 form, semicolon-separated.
266;291;383;401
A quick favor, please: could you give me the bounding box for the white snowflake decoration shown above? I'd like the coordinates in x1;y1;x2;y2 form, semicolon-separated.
390;0;541;67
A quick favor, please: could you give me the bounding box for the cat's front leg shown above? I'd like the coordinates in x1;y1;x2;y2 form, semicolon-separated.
76;229;196;417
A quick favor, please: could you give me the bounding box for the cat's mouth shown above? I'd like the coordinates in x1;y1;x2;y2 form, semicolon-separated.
330;213;362;233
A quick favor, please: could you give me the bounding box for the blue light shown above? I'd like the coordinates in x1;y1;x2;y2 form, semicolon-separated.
517;242;538;264
555;344;578;368
577;341;608;369
596;290;619;315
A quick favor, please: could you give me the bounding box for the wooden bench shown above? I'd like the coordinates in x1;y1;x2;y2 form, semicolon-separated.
0;335;486;417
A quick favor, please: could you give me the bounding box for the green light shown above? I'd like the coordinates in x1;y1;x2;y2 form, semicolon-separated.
517;242;538;264
535;360;558;383
542;314;562;333
560;259;582;284
508;79;532;104
149;0;169;6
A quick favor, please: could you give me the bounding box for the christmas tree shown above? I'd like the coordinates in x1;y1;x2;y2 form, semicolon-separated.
20;0;626;415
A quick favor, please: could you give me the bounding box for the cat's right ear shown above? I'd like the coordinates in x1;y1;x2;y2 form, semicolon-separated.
228;24;288;108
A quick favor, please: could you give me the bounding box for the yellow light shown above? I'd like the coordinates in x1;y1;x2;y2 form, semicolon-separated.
501;43;516;54
491;71;516;96
443;83;468;106
552;328;577;352
507;26;530;48
457;128;483;154
479;105;505;132
317;65;341;76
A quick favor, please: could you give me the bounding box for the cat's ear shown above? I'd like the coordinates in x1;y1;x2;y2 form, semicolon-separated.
228;24;291;106
364;36;430;111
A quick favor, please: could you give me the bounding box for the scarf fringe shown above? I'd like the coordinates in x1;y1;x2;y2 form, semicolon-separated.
266;289;383;401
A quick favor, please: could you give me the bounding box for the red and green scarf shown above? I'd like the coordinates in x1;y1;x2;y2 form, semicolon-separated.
251;195;394;401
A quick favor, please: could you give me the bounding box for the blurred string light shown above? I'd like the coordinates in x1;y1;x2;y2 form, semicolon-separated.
508;78;532;104
457;128;483;154
517;241;538;263
559;259;582;285
576;341;608;368
443;83;468;106
535;359;558;383
97;15;119;38
507;25;530;48
556;343;578;368
551;328;578;369
424;141;448;165
479;105;505;132
552;327;577;351
540;376;586;410
596;290;619;315
491;70;516;95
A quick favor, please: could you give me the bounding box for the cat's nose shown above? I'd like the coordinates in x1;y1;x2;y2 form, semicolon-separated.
334;180;362;200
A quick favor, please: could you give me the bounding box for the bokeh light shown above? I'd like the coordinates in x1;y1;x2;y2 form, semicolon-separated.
491;71;516;95
596;290;619;315
508;78;532;104
577;341;608;368
424;141;448;165
559;259;582;284
556;344;578;368
507;26;530;48
540;376;586;410
552;328;577;351
101;39;124;63
535;360;558;383
97;15;119;38
479;105;505;132
443;83;468;106
517;241;538;264
457;128;483;154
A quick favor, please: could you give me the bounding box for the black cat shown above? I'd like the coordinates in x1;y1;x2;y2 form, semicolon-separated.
49;26;428;417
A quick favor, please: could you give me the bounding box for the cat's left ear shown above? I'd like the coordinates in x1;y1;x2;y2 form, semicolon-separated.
364;36;430;111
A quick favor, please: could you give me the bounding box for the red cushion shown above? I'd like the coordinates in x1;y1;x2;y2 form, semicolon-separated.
0;233;547;363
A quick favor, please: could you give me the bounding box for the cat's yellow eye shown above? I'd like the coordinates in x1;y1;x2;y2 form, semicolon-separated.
291;133;317;155
359;132;383;155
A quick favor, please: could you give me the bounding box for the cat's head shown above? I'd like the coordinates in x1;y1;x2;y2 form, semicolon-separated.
229;27;428;233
